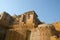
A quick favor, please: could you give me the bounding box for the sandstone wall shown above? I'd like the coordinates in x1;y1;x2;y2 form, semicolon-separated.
52;22;60;31
0;11;60;40
18;11;42;30
30;24;52;40
0;12;12;27
5;24;26;40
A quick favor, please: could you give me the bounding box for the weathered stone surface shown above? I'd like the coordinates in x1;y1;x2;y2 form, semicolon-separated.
0;11;59;40
30;24;52;40
5;29;25;40
52;22;60;31
0;11;13;27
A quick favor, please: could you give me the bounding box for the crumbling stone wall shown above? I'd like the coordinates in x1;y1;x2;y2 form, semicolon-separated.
5;23;26;40
0;12;12;27
30;24;52;40
52;22;60;31
0;28;6;40
18;11;42;30
6;11;42;40
0;11;60;40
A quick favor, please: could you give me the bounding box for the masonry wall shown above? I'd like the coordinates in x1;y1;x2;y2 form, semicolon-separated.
5;23;26;40
18;11;42;30
0;11;60;40
0;26;7;40
0;12;12;27
30;24;52;40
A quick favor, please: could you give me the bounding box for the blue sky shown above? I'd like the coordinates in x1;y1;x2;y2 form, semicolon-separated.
0;0;60;24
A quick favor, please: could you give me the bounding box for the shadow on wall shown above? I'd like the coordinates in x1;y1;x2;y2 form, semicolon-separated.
51;25;60;38
5;30;25;40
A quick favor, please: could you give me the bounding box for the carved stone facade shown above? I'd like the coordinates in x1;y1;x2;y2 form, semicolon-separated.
0;11;60;40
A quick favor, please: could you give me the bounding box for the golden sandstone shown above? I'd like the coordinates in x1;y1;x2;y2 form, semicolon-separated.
0;11;60;40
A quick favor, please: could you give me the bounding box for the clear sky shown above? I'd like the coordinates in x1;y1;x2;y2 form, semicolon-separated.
0;0;60;24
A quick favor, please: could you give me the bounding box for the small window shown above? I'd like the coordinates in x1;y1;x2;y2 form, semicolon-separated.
22;15;26;23
28;14;30;19
0;15;1;17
